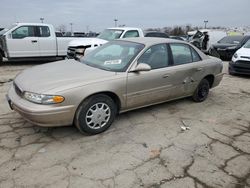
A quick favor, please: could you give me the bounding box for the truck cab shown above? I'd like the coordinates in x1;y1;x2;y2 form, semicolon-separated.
0;23;81;65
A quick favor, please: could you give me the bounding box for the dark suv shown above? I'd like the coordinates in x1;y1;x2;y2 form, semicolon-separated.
209;35;250;60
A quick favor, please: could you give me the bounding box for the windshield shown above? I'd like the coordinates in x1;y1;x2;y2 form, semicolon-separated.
0;24;17;36
243;39;250;48
97;29;124;41
218;36;244;44
81;41;144;72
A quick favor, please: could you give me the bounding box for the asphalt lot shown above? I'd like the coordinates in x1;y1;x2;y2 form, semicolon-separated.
0;61;250;188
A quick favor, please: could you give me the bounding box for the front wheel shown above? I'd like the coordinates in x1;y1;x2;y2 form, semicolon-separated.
74;94;117;135
192;79;210;102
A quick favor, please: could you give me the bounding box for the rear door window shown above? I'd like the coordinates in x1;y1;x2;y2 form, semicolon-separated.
190;47;201;62
170;43;193;65
38;26;50;37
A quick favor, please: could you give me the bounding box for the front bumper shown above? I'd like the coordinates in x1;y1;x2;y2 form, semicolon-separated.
229;60;250;75
216;49;235;60
7;84;76;127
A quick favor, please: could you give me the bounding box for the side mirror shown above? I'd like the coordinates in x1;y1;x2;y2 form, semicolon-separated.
131;63;151;72
8;33;12;39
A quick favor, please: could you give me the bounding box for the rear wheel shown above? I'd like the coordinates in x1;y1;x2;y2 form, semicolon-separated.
192;79;210;102
74;94;117;135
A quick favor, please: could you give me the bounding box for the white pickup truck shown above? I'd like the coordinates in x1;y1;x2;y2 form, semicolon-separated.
0;23;80;65
67;27;144;59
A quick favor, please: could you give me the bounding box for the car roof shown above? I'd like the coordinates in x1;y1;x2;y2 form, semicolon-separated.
117;37;186;46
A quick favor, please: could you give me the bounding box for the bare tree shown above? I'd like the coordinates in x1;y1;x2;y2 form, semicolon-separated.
56;24;67;33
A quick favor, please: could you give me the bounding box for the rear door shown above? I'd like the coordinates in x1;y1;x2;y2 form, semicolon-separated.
37;25;57;56
7;25;40;57
168;43;205;96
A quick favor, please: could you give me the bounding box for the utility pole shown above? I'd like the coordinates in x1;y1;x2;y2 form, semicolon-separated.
204;20;208;29
40;17;44;23
70;23;73;36
114;19;118;27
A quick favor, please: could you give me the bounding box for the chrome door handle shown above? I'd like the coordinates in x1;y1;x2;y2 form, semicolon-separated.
162;74;170;78
196;67;203;71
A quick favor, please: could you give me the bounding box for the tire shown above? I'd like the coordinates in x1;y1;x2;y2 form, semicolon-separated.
192;79;210;102
74;94;117;135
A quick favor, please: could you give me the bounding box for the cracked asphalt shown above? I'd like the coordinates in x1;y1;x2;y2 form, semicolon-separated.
0;61;250;188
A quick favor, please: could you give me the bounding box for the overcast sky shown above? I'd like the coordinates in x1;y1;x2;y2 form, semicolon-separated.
0;0;249;32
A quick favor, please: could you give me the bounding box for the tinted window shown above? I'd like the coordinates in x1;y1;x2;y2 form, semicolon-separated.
12;26;35;39
138;44;169;69
170;44;192;65
190;47;201;62
38;26;50;37
123;30;139;38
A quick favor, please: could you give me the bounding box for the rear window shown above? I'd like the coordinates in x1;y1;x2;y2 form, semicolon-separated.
38;26;50;37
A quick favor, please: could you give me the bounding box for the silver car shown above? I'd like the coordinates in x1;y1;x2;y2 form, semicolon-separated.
7;38;223;134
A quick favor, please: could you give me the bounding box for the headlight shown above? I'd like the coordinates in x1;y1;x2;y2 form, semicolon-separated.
24;91;65;104
75;48;85;54
233;53;238;58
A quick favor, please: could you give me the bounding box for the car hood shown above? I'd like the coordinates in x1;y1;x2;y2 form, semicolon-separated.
68;38;108;47
212;43;237;49
14;59;117;94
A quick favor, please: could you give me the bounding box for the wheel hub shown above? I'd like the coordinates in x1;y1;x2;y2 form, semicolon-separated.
85;103;111;129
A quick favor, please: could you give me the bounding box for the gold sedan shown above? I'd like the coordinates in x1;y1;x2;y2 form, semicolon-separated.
7;38;223;134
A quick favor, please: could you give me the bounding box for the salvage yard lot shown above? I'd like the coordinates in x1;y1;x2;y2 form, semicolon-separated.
0;61;250;188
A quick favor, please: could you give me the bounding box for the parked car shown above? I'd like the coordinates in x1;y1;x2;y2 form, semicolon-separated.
144;31;169;38
229;39;250;75
7;38;223;135
0;23;82;65
67;27;144;60
209;35;250;60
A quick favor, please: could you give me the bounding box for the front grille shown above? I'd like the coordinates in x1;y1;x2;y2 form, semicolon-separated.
232;60;250;74
67;47;76;59
14;82;23;97
236;60;250;66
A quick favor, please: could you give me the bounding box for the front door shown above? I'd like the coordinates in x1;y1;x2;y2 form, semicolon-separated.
7;25;40;58
126;44;173;109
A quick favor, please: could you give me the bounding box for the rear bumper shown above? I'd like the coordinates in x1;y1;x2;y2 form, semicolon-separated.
7;85;76;127
229;60;250;75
